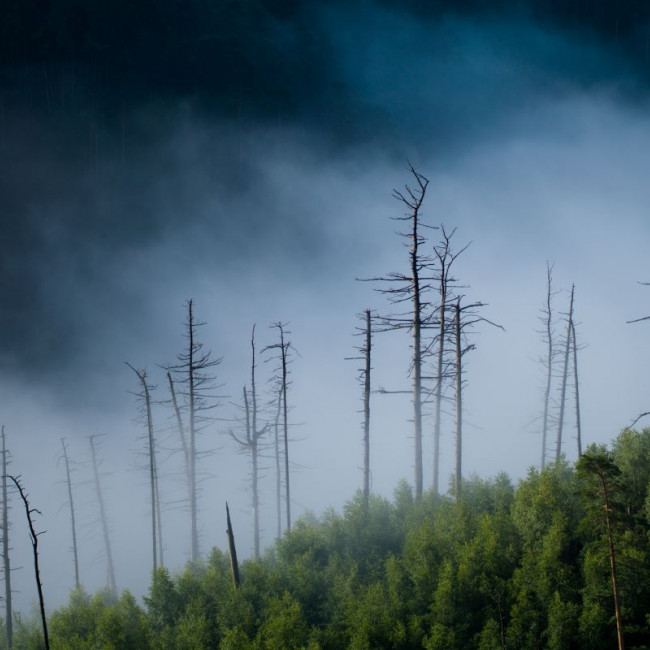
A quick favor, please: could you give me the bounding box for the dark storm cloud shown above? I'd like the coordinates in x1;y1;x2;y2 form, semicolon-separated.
0;0;648;380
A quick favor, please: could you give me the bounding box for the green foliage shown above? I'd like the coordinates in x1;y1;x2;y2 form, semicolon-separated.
41;430;650;649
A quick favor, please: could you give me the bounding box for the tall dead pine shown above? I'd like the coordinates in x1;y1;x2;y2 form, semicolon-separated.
539;263;556;469
230;325;267;559
556;285;575;462
360;165;434;501
8;476;49;650
2;426;12;649
88;436;117;594
60;438;80;589
126;363;163;571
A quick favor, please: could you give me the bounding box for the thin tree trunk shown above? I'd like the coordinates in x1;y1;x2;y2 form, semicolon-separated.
226;503;240;589
571;319;582;458
280;325;291;531
89;436;116;594
433;287;446;495
274;392;282;541
542;262;554;469
2;427;12;649
602;478;625;650
363;309;371;505
8;476;49;650
126;364;159;572
411;210;424;501
60;438;80;589
250;326;260;559
188;300;199;562
454;299;463;500
167;372;190;493
556;285;575;462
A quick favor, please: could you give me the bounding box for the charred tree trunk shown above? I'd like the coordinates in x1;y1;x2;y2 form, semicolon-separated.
187;302;199;563
8;476;49;650
2;427;12;649
226;503;240;589
556;285;575;462
89;436;116;594
280;325;291;531
60;438;80;589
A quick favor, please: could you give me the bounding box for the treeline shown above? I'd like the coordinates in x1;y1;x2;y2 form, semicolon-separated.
5;428;650;649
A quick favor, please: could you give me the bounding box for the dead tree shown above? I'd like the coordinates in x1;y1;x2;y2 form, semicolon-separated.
126;363;163;571
430;226;468;495
346;310;373;506
556;285;575;462
452;297;503;500
229;326;267;559
2;427;12;649
359;165;435;501
225;503;240;589
539;262;557;469
571;318;583;457
264;322;293;531
7;476;49;650
88;435;117;594
166;299;222;563
60;438;80;589
272;385;282;541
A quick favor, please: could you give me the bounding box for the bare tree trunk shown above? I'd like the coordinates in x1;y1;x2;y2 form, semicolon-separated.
167;372;190;493
556;285;575;462
280;325;291;531
226;503;240;589
89;436;116;594
411;208;424;501
273;392;282;541
433;286;446;495
571;318;582;458
8;476;49;650
126;364;160;572
454;299;463;500
541;262;554;469
363;309;372;505
2;427;12;649
250;326;260;559
60;438;80;589
602;477;625;650
188;301;199;563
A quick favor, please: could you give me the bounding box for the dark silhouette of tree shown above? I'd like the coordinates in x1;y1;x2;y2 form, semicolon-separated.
430;226;468;495
360;165;435;501
229;325;267;559
7;475;49;650
556;284;576;462
166;299;223;563
264;322;294;531
226;503;240;590
452;297;503;500
88;435;117;595
570;317;583;458
60;438;80;590
1;426;12;649
126;363;163;571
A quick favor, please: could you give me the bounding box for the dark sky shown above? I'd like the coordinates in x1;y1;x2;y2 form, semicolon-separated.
2;0;650;613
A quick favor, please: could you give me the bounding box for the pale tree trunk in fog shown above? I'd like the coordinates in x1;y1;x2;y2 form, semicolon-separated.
230;343;267;560
60;438;80;589
8;476;49;650
265;323;293;531
541;262;555;469
454;299;463;500
273;390;282;541
556;285;575;462
89;436;117;594
167;372;190;495
2;426;12;649
126;363;163;572
571;318;583;457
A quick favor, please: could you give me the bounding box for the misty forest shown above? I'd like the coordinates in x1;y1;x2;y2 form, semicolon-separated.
5;0;650;649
